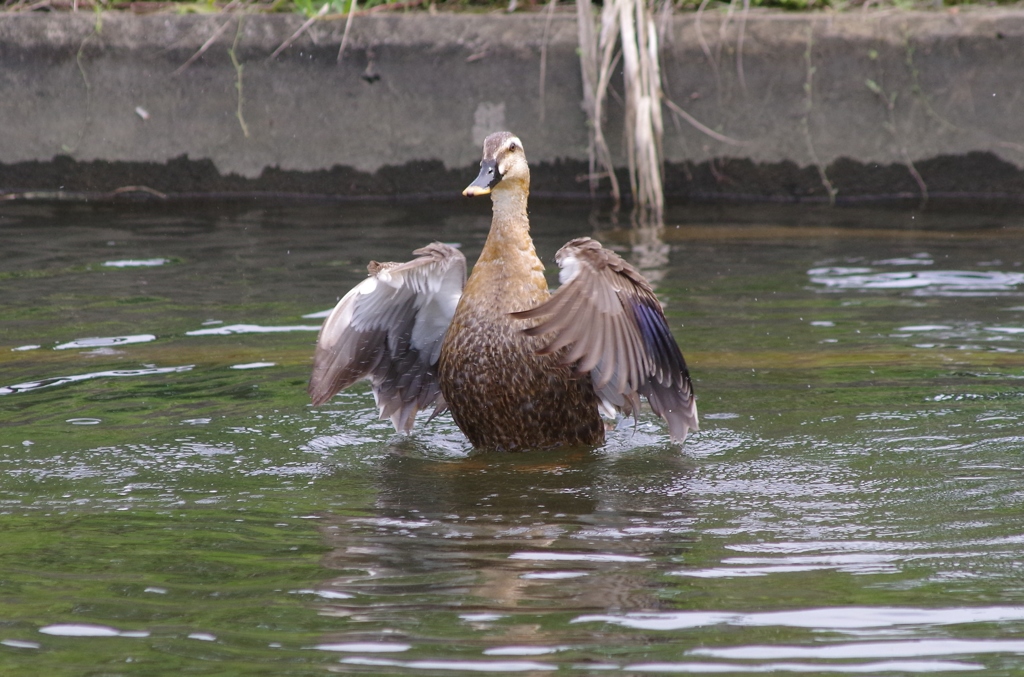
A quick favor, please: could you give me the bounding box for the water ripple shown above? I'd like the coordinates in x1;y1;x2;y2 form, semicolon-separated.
671;553;901;578
509;552;650;563
573;605;1024;631
339;657;557;671
39;624;149;638
229;362;276;369
186;324;319;336
312;642;410;652
0;365;193;395
692;638;1024;660
53;335;156;350
0;640;41;650
809;268;1024;295
102;258;169;267
621;660;981;673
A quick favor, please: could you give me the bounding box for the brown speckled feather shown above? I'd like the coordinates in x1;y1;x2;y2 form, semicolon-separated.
439;295;603;451
512;237;699;442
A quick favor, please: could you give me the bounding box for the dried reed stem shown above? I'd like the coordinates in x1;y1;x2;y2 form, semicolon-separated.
578;0;668;221
173;17;234;76
269;1;328;61
337;0;359;62
615;0;664;221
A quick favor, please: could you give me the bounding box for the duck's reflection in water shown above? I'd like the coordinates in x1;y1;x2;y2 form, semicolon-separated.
315;444;697;645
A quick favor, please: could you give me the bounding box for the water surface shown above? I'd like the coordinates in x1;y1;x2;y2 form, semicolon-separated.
2;200;1024;675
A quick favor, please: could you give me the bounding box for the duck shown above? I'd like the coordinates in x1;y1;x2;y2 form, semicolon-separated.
308;131;698;451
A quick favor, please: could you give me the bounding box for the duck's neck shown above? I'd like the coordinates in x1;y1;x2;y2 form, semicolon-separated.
478;184;530;262
465;181;548;313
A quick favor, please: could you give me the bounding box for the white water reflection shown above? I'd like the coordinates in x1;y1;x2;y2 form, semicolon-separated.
339;657;557;671
621;660;982;673
809;268;1024;294
574;606;1024;631
459;613;507;622
39;624;149;638
484;646;563;656
873;256;934;266
230;362;276;369
289;589;353;600
313;642;411;652
509;552;649;563
0;639;41;649
692;638;1024;660
0;365;193;395
186;324;319;336
102;258;169;267
187;632;216;641
53;334;156;350
671;552;900;578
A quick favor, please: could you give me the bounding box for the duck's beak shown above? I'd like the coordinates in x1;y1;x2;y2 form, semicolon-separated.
463;159;501;197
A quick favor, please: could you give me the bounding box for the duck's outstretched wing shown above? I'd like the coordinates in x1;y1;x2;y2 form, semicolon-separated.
309;242;466;432
511;237;698;442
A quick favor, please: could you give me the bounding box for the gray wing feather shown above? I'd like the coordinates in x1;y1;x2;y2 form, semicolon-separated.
511;237;698;442
308;242;466;432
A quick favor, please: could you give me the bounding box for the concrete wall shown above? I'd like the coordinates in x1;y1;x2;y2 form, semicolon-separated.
1;10;1023;201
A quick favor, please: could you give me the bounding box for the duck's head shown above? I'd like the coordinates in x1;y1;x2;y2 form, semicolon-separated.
463;132;529;197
